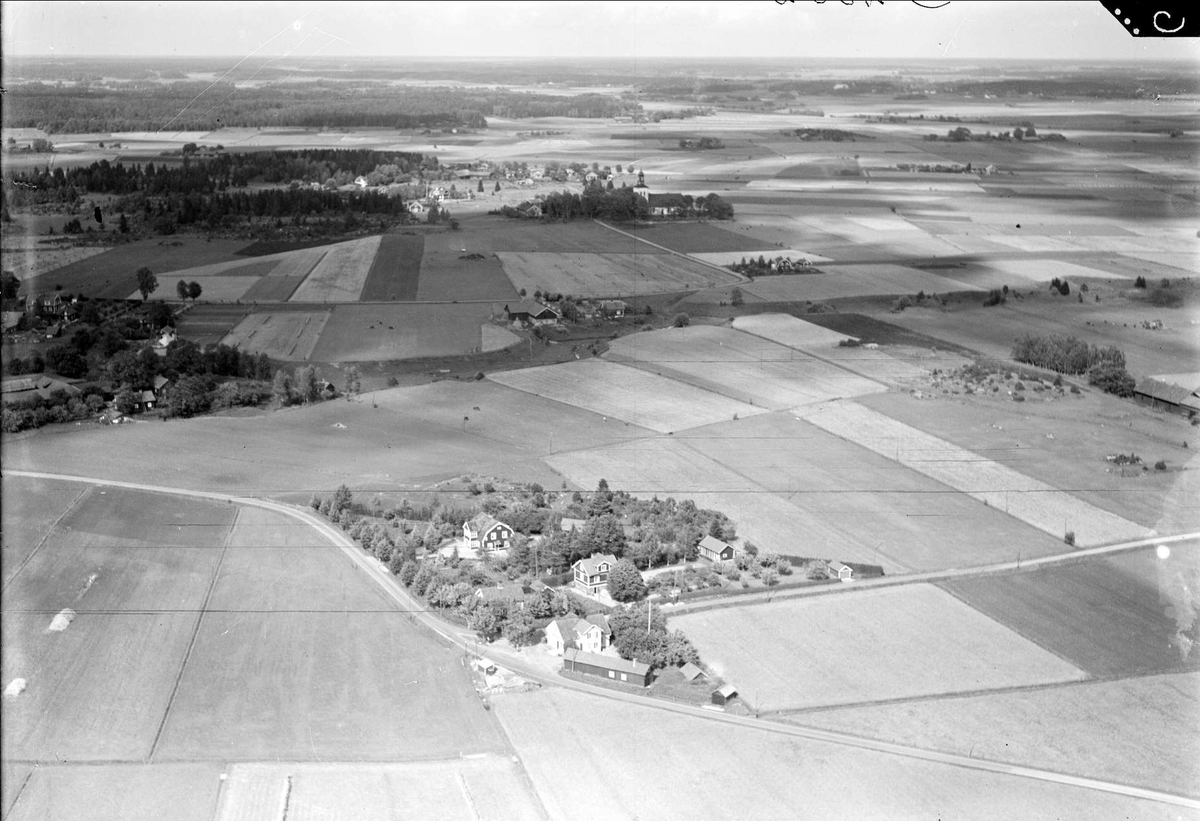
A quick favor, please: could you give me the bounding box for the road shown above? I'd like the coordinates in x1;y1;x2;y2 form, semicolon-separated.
7;469;1200;811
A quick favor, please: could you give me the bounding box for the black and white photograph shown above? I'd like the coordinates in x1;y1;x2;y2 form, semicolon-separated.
1;1;1198;818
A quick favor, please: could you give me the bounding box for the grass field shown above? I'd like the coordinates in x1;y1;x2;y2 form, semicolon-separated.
625;222;777;253
309;303;491;360
360;233;424;301
0;476;86;588
679;411;1066;572
732;314;930;381
154;505;508;761
264;246;327;278
489;359;767;433
940;549;1200;679
672;584;1087;712
417;231;519;302
497;251;739;298
289;235;382;302
213;758;544;821
6;763;223;821
492;687;1176;820
1;245;110;283
735;263;982;303
606;325;886;409
792;671;1200;798
220;311;330;361
856;389;1195;533
796;400;1150;546
466;217;667;253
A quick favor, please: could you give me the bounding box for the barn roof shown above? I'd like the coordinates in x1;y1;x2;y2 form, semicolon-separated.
564;648;650;676
679;662;705;681
715;683;737;698
698;535;732;553
1135;378;1194;406
505;301;561;319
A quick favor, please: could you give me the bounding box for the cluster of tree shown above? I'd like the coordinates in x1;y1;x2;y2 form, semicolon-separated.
1049;277;1072;296
1011;333;1126;375
727;255;814;277
271;364;359;407
1;384;109;433
925;127;1065;143
896;163;976;173
642;107;715;122
677;137;725;150
784;128;868;142
607;603;700;669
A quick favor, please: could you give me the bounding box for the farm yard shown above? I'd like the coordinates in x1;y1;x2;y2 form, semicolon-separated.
220;310;330;361
212;758;544;821
491;687;1175;820
489;359;768;433
795;400;1150;546
288;235;382;302
496;251;740;298
672;584;1087;713
605;325;886;409
939;548;1200;680
793;671;1200;798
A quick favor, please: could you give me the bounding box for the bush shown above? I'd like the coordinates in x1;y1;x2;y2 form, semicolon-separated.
1155;460;1167;471
982;289;1006;307
672;312;691;328
1064;531;1075;547
1087;364;1136;397
1134;276;1147;289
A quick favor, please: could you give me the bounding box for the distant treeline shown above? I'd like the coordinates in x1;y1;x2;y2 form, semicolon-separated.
496;184;733;222
2;81;635;133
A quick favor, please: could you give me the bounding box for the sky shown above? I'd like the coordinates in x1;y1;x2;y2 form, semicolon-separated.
2;1;1197;62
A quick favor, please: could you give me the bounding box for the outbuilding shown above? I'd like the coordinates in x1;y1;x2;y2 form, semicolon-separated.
711;683;738;706
563;648;651;687
697;535;736;562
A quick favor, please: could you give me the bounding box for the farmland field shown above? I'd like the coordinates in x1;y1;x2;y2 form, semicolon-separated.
154;505;508;761
309;303;492;360
289;235;382;302
735;263;982;303
360;233;424;301
606;325;886;409
856;389;1197;532
175;304;250;347
127;274;258;302
680;411;1066;571
672;584;1087;712
2;484;235;761
220;310;330;361
791;671;1200;798
417;231;519;302
489;359;767;433
264;246;327;278
690;249;833;266
467;217;667;253
795;400;1150;546
213;758;544;821
6;763;222;821
625;221;778;253
732;314;929;380
492;687;1175;820
497;251;739;298
238;274;304;302
1;244;110;283
939;548;1200;679
0;476;86;587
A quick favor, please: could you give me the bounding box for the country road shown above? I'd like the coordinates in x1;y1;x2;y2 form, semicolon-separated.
6;469;1199;811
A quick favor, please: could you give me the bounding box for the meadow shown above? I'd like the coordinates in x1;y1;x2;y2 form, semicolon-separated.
288;235;382;302
219;310;331;361
5;763;222;821
731;314;929;381
497;251;738;298
672;583;1087;712
793;671;1200;798
309;303;492;360
0;476;86;587
360;233;424;301
417;231;519;302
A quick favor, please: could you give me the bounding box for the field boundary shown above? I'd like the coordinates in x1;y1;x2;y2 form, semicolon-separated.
594;220;750;284
0;482;88;595
146;519;235;763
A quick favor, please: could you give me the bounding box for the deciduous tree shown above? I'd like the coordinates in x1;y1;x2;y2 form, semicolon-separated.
135;266;158;301
607;558;647;602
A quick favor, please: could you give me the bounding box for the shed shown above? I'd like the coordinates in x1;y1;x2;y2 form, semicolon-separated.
563;648;651;687
712;683;738;706
827;561;854;582
1134;377;1200;416
697;535;736;562
679;662;705;682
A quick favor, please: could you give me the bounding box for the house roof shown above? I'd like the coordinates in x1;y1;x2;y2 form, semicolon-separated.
464;512;508;536
560;517;586;532
828;561;852;574
679;662;705;681
583;613;611;636
698;535;732;554
564;648;650;676
505;301;561;319
715;683;737;698
574;553;617;576
599;300;626;310
153;374;171;391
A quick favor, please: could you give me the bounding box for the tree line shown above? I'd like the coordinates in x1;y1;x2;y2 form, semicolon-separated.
1010;333;1125;375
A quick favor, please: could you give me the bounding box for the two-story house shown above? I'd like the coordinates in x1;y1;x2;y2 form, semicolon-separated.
462;513;514;553
572;553;617;596
544;614;612;655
